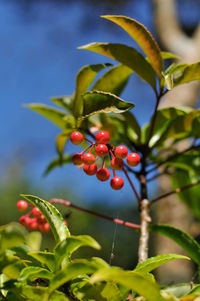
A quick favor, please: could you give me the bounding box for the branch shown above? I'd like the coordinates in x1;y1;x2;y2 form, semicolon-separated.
147;144;200;174
150;180;200;205
138;199;151;263
50;198;140;230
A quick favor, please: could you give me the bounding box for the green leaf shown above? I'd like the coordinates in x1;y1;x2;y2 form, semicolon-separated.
28;251;55;272
134;254;189;273
19;266;52;281
92;64;133;96
150;224;200;265
21;195;70;242
161;52;180;60
91;267;164;301
101;282;121;301
82;91;135;118
72;63;112;118
24;104;67;129
56;129;74;157
0;223;26;253
163;64;188;90
43;154;72;176
163;284;193;298
50;96;74;113
3;260;26;279
79;43;156;89
54;235;101;269
174;61;200;86
122;111;141;144
25;231;42;252
19;285;69;301
49;258;108;293
102;15;163;78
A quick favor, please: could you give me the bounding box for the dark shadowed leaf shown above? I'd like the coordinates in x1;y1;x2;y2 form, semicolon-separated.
28;251;55;272
92;64;133;96
72;63;112;117
82;91;134;118
102;15;163;78
21;195;70;242
150;224;200;265
79;43;156;89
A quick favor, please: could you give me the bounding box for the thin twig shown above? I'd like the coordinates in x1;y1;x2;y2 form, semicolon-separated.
50;198;140;230
147;144;200;174
122;167;142;203
138;199;151;263
146;92;163;147
151;180;200;205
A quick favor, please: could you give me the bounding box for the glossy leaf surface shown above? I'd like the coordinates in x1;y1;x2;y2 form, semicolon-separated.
21;195;70;242
79;43;156;89
102;15;163;77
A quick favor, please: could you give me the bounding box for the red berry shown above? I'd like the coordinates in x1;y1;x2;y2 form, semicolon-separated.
83;163;97;176
127;153;141;167
96;168;110;181
95;144;108;157
19;216;28;226
32;207;42;218
27;218;38;230
81;153;96;165
37;215;46;225
111;157;124;170
39;223;50;233
70;131;84;145
64;220;68;227
72;153;82;165
114;145;128;159
95;131;109;144
16;200;28;212
110;177;124;190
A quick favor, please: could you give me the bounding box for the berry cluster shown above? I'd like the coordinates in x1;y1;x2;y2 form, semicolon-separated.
17;200;51;232
70;130;140;190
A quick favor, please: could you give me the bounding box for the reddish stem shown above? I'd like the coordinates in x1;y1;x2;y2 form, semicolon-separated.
50;198;140;230
122;167;142;203
83;137;93;144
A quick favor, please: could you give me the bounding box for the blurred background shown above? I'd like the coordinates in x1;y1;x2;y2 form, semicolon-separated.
0;0;200;277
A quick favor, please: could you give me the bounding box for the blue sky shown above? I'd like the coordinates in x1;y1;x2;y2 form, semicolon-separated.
1;0;199;205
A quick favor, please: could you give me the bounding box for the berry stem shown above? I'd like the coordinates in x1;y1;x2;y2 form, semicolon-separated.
122;167;142;203
80;144;93;155
83;137;93;144
50;198;140;230
89;143;95;153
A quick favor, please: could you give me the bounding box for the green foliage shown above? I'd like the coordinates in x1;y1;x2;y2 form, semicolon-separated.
6;12;200;301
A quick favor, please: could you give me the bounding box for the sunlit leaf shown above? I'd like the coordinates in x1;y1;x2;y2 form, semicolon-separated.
24;104;67;129
19;266;52;281
161;52;180;60
134;254;189;273
19;285;69;301
0;223;25;253
150;224;200;265
102;15;163;78
21;195;70;242
43;154;72;176
50;96;74;113
91;267;164;301
49;258;108;293
3;260;26;279
72;63;111;118
25;231;42;252
54;235;101;269
56;129;74;157
174;61;200;86
82;91;135;118
92;64;133;96
28;251;55;272
79;43;156;89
